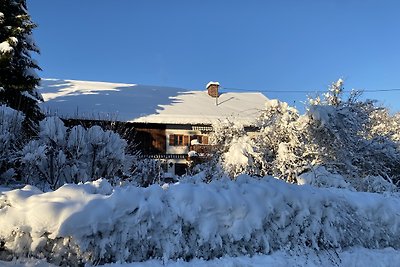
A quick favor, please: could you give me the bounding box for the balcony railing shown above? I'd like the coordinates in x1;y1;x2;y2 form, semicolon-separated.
187;144;215;163
189;144;214;154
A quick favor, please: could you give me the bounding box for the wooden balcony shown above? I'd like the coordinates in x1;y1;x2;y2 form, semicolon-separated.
189;144;214;154
187;144;215;163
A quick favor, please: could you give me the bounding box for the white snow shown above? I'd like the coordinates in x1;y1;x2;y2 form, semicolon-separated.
0;37;18;54
224;136;256;167
297;166;351;189
38;79;268;125
134;91;267;125
190;139;200;145
100;247;400;266
1;247;400;267
1;176;400;265
188;150;198;157
8;37;18;45
0;41;13;54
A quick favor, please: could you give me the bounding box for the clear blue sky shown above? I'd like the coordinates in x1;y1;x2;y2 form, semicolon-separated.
27;0;400;112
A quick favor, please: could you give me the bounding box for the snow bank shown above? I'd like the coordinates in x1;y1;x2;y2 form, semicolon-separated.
1;176;400;265
2;247;400;267
99;247;400;267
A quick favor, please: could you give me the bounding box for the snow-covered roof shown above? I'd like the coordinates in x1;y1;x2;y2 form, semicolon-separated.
39;79;268;125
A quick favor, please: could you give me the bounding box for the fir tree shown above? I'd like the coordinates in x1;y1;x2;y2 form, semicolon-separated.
0;0;43;129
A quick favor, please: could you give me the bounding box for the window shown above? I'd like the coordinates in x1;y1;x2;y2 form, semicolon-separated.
169;134;189;146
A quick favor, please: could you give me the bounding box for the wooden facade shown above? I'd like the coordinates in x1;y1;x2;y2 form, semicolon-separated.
134;126;166;154
60;117;261;177
62;118;212;161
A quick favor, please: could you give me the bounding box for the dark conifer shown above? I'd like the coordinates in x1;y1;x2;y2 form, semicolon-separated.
0;0;43;131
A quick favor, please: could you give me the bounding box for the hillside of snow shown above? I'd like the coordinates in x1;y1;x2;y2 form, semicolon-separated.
1;176;400;265
38;79;268;125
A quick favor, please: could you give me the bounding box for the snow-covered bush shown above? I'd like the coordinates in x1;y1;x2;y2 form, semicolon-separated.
191;120;258;180
207;79;400;190
20;117;132;189
369;107;400;142
354;175;398;193
304;80;400;184
222;135;263;177
66;124;89;183
205;99;304;182
85;125;131;181
255;99;303;182
130;158;164;187
1;176;400;265
297;166;352;189
0;105;25;183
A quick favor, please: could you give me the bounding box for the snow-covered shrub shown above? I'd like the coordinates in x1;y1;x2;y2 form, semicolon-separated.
304;80;400;185
21;117;71;189
369;107;400;143
255;99;304;182
297;166;352;189
85;125;130;181
66;125;89;183
206;98;305;182
130;158;164;187
21;139;67;190
250;79;400;188
1;177;400;265
0;105;25;183
192;120;253;180
194;85;400;188
20;117;132;189
353;175;398;193
222;135;263;177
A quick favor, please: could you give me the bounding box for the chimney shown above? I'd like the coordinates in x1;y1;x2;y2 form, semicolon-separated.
206;81;219;98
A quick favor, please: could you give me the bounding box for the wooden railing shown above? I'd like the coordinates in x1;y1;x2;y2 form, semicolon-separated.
189;144;214;154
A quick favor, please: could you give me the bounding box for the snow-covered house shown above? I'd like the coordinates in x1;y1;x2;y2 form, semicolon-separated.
39;79;268;176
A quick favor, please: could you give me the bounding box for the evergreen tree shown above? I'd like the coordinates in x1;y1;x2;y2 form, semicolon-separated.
0;0;43;129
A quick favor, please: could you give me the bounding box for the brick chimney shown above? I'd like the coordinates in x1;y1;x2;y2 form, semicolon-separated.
206;81;219;98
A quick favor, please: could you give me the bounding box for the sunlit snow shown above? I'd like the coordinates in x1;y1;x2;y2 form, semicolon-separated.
39;79;268;124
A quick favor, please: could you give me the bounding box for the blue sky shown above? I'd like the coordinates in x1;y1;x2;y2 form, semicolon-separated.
28;0;400;112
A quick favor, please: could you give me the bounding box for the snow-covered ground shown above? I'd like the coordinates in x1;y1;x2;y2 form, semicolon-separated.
2;247;400;267
101;247;400;267
1;176;400;266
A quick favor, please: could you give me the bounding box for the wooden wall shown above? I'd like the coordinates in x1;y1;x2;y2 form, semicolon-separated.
134;127;166;154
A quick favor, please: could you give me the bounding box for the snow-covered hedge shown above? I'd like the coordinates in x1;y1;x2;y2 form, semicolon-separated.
1;176;400;265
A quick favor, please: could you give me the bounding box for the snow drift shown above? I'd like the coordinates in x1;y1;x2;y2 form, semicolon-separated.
0;176;400;265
